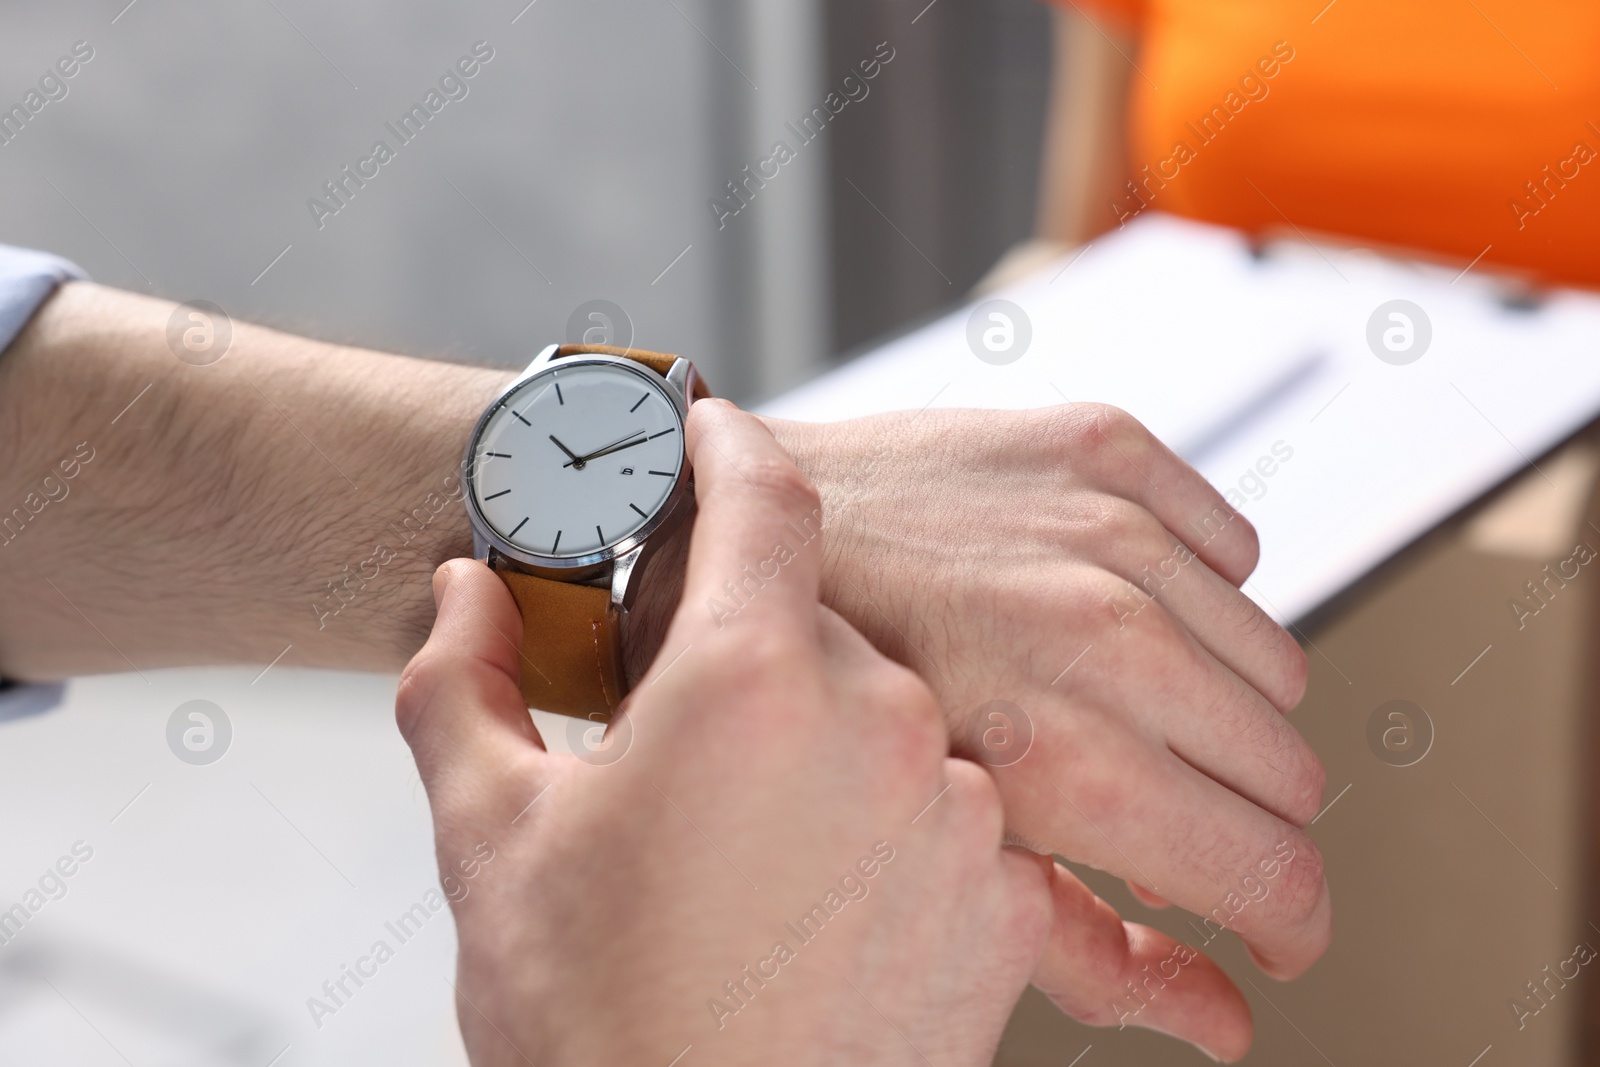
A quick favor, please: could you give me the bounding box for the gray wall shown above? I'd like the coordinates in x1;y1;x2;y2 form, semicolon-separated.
1;0;1048;399
0;0;833;401
824;0;1051;356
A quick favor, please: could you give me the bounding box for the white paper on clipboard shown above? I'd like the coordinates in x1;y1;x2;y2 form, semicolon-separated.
757;213;1600;624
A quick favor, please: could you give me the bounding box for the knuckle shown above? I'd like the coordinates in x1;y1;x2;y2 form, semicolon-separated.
1092;402;1144;439
1288;749;1328;827
735;457;822;519
1072;568;1153;637
1211;596;1310;714
703;627;799;693
1145;607;1194;652
1193;495;1259;566
734;626;793;673
1257;730;1327;828
1278;637;1310;709
1224;603;1306;704
1009;868;1056;946
1206;690;1325;826
867;666;949;773
1072;945;1129;998
877;665;943;732
1047;949;1140;1026
1073;401;1139;439
942;757;1005;838
1275;837;1328;930
1097;496;1162;550
394;652;445;739
1048;720;1135;830
1185;500;1245;555
1231;509;1263;566
1062;403;1151;461
682;632;821;738
1062;767;1123;831
1218;583;1270;635
1071;999;1131;1029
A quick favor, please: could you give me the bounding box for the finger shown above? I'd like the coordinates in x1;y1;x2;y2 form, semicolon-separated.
1075;579;1324;828
1060;404;1260;586
680;399;825;636
1092;498;1307;711
1033;861;1253;1063
1002;707;1332;980
814;604;897;678
1157;650;1325;830
395;560;546;808
811;604;955;803
1127;882;1172;909
932;760;1056;976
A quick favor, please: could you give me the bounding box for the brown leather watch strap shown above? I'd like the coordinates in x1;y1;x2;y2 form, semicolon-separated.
553;344;713;402
501;570;623;721
497;345;703;720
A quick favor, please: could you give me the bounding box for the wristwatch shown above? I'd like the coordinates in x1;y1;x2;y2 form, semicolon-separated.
462;343;709;721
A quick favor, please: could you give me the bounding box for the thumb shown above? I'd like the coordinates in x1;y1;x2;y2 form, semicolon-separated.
395;559;548;819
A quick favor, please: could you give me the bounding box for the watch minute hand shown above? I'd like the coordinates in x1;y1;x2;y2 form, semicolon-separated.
575;434;650;465
564;428;647;468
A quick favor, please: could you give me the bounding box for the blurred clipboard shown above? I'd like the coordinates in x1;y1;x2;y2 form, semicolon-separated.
758;213;1600;624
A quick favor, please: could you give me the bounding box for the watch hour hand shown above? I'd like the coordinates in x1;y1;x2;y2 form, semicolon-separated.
549;435;585;467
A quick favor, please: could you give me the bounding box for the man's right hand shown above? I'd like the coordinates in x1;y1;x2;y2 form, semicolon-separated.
397;400;1054;1066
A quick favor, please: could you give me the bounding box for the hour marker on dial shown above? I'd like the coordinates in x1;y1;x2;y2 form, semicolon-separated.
469;359;685;560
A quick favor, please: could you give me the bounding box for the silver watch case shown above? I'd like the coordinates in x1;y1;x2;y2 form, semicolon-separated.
462;343;698;614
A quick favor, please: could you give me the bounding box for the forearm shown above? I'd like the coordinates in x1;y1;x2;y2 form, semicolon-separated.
0;282;512;679
0;281;837;685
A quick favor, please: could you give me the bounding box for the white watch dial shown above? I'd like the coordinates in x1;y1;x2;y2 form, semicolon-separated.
470;360;686;559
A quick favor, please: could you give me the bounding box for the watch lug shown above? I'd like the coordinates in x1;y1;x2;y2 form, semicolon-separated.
611;544;646;614
612;490;696;615
508;343;562;388
665;357;694;402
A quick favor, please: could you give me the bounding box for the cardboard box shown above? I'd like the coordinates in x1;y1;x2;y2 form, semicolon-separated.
997;437;1600;1066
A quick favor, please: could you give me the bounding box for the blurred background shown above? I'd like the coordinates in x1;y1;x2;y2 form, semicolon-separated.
13;4;1599;1067
0;1;1055;1064
0;0;1049;402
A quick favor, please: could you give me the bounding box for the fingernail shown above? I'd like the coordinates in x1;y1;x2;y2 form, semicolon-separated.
432;563;452;610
